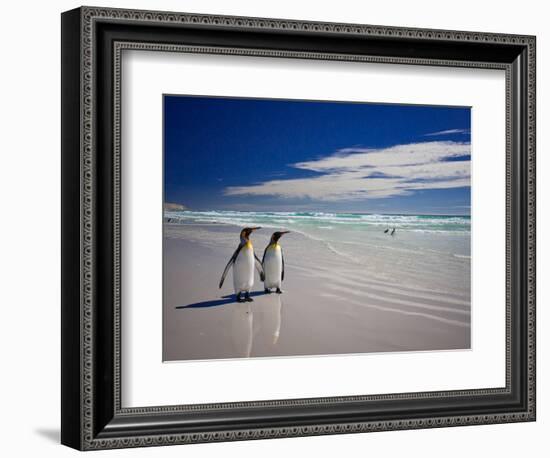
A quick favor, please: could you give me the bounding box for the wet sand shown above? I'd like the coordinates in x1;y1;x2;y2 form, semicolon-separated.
163;223;470;361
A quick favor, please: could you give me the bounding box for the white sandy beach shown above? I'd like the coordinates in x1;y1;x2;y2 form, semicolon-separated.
163;216;470;361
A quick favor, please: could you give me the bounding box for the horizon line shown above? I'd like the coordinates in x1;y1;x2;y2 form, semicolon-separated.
164;208;471;217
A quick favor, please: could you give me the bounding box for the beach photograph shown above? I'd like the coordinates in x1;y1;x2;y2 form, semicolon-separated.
163;95;471;362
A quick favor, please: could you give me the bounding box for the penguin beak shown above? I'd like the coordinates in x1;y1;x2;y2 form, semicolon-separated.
273;230;290;241
251;227;261;231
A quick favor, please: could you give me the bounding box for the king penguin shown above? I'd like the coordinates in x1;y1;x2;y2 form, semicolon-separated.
219;227;264;302
262;231;290;294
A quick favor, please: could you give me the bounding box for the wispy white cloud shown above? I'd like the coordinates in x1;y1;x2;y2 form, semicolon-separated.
224;141;470;201
423;128;470;137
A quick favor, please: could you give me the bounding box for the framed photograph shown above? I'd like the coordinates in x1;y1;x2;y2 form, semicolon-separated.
61;6;536;450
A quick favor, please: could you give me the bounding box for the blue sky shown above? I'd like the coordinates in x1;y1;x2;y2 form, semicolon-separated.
164;95;471;215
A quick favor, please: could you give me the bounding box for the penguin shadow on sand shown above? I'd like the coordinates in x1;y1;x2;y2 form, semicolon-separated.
175;291;265;309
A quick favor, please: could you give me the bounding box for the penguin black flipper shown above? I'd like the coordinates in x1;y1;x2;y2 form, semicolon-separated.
219;244;243;288
261;245;268;265
254;252;265;281
281;247;285;282
261;244;271;281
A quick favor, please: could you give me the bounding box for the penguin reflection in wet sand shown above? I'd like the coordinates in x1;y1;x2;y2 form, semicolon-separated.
262;231;290;294
219;227;265;302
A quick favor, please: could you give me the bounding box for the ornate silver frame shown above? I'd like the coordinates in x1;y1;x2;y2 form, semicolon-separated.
61;6;536;450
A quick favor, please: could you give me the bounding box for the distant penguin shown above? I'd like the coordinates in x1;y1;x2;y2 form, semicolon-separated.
391;227;396;236
262;231;290;294
219;227;264;302
384;228;389;234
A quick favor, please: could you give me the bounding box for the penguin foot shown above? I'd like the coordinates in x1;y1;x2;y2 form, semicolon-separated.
236;293;245;303
276;288;283;294
244;292;254;302
264;288;271;294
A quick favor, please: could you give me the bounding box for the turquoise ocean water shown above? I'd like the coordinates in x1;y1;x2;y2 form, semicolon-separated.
165;210;471;262
165;210;470;234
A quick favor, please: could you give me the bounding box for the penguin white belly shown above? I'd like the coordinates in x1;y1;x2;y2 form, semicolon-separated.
264;245;282;289
233;244;255;293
